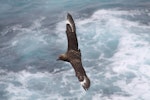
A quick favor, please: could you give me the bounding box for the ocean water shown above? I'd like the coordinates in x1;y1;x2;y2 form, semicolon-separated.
0;0;150;100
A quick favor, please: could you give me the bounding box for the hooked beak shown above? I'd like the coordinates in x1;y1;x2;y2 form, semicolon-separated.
56;58;60;61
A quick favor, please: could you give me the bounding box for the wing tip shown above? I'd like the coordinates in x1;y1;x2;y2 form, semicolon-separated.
80;76;90;91
67;13;71;18
66;13;75;32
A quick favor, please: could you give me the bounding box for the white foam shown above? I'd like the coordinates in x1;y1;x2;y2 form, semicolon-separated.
2;68;84;100
106;10;150;100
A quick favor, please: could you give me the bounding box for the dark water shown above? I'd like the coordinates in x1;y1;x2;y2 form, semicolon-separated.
0;0;150;100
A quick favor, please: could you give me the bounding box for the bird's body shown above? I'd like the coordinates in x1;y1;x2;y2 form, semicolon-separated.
58;13;90;90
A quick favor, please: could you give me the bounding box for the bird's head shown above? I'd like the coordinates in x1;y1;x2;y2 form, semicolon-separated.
57;54;68;61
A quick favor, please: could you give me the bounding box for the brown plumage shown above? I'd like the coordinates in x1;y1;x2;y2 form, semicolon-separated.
57;13;90;90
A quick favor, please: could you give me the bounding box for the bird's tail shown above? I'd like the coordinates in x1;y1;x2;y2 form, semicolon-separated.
66;13;76;32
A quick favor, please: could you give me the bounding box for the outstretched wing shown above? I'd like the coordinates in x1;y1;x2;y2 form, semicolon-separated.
70;59;90;90
66;13;78;51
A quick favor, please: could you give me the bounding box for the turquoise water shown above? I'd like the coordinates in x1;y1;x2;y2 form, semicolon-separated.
0;0;150;100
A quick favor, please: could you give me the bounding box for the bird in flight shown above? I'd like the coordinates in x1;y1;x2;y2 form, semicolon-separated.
57;13;90;90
